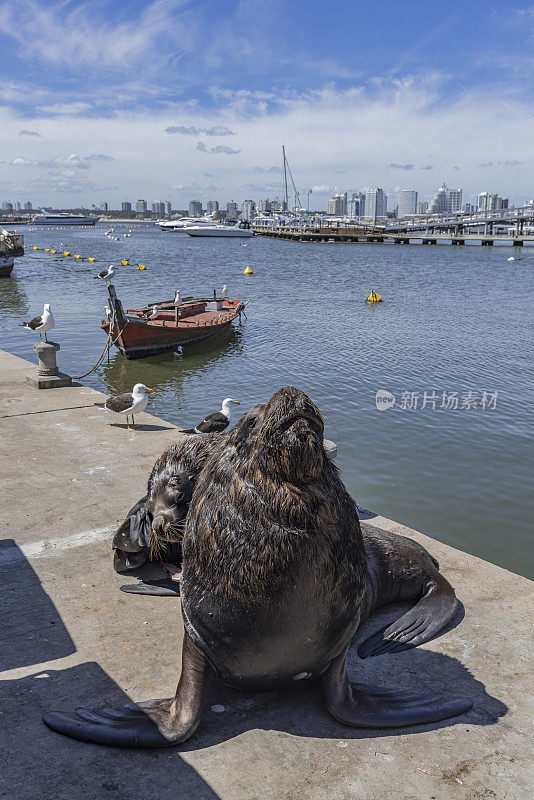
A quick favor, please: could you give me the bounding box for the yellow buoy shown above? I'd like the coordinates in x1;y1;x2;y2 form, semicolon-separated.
44;248;50;252
243;265;253;275
63;251;70;256
121;259;129;266
137;264;146;270
74;254;83;259
33;246;39;250
50;249;57;254
87;257;96;262
366;290;382;303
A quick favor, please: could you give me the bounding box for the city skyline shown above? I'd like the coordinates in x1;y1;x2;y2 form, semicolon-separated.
0;1;532;207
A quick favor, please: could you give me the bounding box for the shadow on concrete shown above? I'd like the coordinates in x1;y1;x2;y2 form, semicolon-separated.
108;422;175;431
0;539;76;670
2;663;222;800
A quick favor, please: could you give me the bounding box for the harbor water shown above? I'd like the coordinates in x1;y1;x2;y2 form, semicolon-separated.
1;223;532;578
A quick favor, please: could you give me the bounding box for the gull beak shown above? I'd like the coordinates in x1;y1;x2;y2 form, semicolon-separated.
234;400;240;404
146;388;154;393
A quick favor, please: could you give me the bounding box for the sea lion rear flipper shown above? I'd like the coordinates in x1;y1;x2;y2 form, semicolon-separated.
323;646;472;729
119;579;181;596
359;529;459;658
43;631;212;748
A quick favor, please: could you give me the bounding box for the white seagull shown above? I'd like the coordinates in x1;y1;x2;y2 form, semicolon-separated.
174;290;182;305
221;284;228;298
183;397;240;434
174;345;183;356
21;303;55;342
103;305;112;319
147;305;159;320
94;264;117;282
102;384;154;430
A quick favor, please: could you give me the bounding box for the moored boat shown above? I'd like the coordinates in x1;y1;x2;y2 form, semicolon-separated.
0;256;14;278
101;285;247;359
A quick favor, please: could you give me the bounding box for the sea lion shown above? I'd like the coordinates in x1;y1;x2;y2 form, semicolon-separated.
43;386;472;747
112;434;220;592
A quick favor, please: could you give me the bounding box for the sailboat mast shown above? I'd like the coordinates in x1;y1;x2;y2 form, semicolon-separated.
282;145;289;210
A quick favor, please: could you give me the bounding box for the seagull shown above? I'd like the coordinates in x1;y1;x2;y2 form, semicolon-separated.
20;303;55;342
221;284;228;298
103;305;112;319
174;345;183;356
174;290;181;305
147;305;159;320
182;397;240;434
94;264;117;282
101;384;154;430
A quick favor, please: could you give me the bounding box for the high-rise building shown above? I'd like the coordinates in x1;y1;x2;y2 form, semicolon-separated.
242;200;256;219
226;201;238;219
24;201;32;211
165;201;172;215
477;192;508;211
136;199;147;215
364;188;387;219
429;183;462;214
121;201;132;212
206;200;219;215
259;199;272;212
463;203;475;214
152;201;165;216
347;192;365;217
189;200;203;217
99;202;108;211
416;201;429;214
398;190;418;218
271;200;287;212
447;188;462;212
326;193;347;216
13;201;21;211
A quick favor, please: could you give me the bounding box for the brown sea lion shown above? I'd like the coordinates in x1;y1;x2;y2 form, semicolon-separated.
43;386;472;747
112;434;220;592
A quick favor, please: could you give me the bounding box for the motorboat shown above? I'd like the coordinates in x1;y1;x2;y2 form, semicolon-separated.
157;216;215;232
32;212;97;226
186;221;255;238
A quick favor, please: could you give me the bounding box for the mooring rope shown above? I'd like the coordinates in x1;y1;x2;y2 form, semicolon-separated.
71;312;129;380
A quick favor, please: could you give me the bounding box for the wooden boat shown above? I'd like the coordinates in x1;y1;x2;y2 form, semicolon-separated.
0;257;14;279
101;285;247;359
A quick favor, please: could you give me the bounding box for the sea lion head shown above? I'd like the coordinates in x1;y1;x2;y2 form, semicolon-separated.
230;385;325;484
146;435;218;553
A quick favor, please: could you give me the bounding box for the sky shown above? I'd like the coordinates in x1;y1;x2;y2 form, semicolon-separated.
0;0;533;209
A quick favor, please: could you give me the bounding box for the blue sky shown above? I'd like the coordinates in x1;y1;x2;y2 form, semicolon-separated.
0;0;532;207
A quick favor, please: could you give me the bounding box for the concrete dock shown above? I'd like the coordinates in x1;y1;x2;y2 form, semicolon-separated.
0;348;532;800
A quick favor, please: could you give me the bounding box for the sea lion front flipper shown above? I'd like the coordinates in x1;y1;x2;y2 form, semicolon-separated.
43;631;213;748
119;579;181;596
323;646;472;729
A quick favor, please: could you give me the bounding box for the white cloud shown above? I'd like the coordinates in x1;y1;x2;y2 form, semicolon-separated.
0;78;532;207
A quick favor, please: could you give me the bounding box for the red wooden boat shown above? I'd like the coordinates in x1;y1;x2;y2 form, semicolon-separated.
0;258;14;279
101;285;247;359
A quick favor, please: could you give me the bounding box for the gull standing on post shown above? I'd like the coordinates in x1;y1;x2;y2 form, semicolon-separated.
101;384;154;431
20;303;55;342
174;290;181;305
182;397;240;434
221;284;228;299
94;264;117;283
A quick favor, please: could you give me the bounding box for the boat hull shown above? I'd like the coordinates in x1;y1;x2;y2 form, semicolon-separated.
0;257;14;278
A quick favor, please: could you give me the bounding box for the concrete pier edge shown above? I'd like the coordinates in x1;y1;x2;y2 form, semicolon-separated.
1;348;532;800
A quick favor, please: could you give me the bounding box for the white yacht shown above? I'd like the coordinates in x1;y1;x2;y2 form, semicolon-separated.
32;212;97;226
186;221;255;238
157;216;215;232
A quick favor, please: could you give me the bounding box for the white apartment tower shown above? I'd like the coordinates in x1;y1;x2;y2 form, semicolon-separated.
226;201;238;219
398;190;418;218
365;188;387;219
241;200;256;219
189;200;203;217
